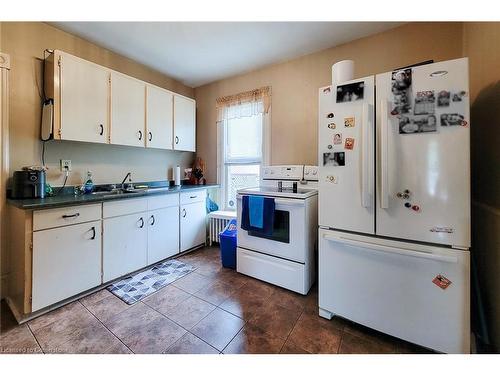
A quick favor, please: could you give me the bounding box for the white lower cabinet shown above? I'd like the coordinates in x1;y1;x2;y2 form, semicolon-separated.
180;201;206;252
103;213;148;282
147;206;180;265
32;220;102;311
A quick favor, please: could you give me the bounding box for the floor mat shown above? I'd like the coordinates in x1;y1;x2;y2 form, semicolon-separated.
107;259;196;304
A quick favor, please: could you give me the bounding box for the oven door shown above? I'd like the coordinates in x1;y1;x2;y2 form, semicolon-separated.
236;194;307;263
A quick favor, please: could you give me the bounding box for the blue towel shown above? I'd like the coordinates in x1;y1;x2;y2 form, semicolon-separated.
241;195;275;235
248;196;264;228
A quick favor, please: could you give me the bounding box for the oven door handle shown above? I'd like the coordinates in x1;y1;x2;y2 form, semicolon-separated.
236;195;305;207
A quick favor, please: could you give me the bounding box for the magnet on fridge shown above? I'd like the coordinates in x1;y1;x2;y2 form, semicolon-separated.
344;138;355;150
404;202;412;208
323;87;331;93
327;175;338;184
344;117;355;128
432;274;452;290
437;90;451;107
452;90;467;102
327;123;336;129
327;113;334;118
411;205;420;212
333;133;342;145
327;144;333;150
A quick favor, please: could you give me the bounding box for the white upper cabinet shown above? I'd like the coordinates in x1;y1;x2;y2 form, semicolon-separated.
173;95;196;152
47;51;196;151
58;52;109;143
146;85;173;150
110;72;146;147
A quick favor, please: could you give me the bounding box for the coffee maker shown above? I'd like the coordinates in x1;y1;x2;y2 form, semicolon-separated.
11;169;46;199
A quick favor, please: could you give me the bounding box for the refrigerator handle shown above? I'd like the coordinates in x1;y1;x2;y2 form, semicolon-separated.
322;234;459;263
380;100;389;209
361;103;372;208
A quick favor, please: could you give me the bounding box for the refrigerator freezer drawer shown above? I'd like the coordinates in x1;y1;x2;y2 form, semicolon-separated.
237;247;313;295
318;229;470;353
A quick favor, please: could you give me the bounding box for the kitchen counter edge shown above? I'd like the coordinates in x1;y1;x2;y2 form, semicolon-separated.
7;184;220;210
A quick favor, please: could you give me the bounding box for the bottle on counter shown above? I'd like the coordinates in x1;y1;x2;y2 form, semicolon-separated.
83;171;94;194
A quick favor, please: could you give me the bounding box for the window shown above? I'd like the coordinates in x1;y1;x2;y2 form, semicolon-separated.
220;112;266;210
216;87;271;211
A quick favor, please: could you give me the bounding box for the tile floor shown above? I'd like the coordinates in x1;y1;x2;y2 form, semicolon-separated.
0;246;433;354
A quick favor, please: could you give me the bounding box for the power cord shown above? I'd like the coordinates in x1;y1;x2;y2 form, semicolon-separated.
54;167;69;196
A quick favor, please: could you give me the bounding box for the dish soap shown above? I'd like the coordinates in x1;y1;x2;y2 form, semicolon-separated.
83;171;94;194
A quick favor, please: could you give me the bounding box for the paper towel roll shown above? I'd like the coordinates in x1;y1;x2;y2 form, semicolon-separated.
174;166;181;186
332;60;354;86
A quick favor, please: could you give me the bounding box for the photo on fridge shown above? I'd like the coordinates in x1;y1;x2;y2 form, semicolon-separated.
323;151;345;166
399;114;437;134
440;113;465;126
336;81;364;103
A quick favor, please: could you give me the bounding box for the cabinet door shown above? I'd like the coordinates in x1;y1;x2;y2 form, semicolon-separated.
173;95;196;152
146;85;173;150
111;72;146;147
59;53;109;143
32;221;101;311
103;213;148;282
147;206;179;265
180;202;206;252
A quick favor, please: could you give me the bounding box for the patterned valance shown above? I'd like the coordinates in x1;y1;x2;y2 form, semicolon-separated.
216;86;271;122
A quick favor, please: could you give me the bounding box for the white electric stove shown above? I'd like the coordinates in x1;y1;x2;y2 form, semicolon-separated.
236;165;318;295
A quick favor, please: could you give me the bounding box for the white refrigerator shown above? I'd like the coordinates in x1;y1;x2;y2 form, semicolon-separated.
318;58;471;353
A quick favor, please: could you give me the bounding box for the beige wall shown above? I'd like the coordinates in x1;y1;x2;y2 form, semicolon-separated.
195;22;464;183
1;22;196;186
463;22;500;352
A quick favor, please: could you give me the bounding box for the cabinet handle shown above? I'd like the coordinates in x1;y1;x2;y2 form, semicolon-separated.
182;208;186;218
175;136;179;144
90;226;96;240
62;213;80;219
189;195;197;199
150;214;155;226
138;217;144;228
99;124;104;136
148;131;152;142
138;130;143;140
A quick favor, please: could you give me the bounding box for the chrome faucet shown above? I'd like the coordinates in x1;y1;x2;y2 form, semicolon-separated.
121;172;134;190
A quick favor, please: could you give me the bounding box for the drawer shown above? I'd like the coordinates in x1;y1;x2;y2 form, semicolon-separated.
33;204;101;231
180;189;207;205
148;193;179;211
103;197;148;218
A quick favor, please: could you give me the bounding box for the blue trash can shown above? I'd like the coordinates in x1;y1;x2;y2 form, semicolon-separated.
220;219;237;269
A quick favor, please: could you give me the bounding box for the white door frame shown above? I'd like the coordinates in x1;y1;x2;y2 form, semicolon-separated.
0;52;11;299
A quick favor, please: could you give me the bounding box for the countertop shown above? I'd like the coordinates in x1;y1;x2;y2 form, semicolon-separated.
7;184;219;210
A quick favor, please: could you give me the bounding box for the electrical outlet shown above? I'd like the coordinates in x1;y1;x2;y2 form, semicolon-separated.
60;159;71;172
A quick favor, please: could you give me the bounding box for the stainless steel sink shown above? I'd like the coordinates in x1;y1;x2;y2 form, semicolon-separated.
91;189;145;198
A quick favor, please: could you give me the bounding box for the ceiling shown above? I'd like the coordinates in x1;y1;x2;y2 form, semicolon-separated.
52;22;402;87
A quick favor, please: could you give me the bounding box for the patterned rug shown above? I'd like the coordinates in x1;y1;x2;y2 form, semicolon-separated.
107;259;196;304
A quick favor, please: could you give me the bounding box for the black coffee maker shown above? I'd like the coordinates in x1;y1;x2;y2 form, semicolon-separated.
11;170;46;199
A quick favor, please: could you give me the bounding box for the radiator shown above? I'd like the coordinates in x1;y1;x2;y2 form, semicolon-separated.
208;211;236;246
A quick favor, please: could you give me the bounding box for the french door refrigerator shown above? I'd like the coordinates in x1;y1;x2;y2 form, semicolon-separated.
318;58;471;353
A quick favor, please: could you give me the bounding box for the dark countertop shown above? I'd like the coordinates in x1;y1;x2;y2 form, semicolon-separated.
7;184;219;210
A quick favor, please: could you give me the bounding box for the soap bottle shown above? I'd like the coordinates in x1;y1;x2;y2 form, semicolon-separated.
83;171;94;194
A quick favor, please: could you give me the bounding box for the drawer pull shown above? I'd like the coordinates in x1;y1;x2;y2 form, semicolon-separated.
99;124;104;136
148;131;153;142
62;213;80;219
150;214;155;226
138;130;143;140
138;217;144;228
189;195;197;199
90;226;96;240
